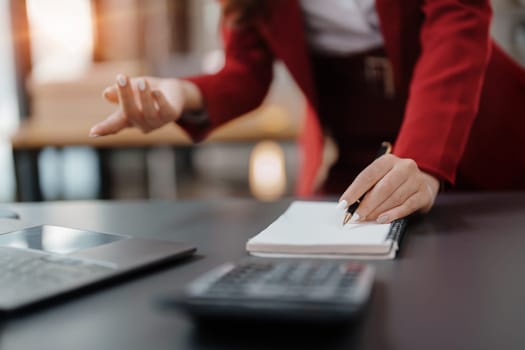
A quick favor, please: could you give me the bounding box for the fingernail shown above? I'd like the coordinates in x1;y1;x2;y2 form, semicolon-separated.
117;74;127;87
377;215;389;224
89;127;100;138
102;89;109;98
137;79;146;91
336;199;348;210
349;212;360;223
152;90;161;98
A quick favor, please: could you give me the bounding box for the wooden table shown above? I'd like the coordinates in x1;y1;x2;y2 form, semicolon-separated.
11;106;299;201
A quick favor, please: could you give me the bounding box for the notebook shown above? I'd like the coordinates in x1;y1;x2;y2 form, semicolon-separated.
246;201;406;260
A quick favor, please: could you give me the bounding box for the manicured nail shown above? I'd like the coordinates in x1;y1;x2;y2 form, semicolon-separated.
349;212;360;223
89;127;100;138
137;79;146;91
377;215;389;224
336;199;348;210
117;74;127;87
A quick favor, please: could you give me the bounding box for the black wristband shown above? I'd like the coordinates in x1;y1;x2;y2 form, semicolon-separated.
178;109;210;128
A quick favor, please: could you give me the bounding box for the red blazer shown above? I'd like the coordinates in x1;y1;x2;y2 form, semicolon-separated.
180;0;525;195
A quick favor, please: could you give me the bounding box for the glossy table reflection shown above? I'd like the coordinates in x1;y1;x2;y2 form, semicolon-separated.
1;193;525;350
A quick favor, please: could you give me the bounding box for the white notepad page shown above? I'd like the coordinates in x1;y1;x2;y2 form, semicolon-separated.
246;201;398;259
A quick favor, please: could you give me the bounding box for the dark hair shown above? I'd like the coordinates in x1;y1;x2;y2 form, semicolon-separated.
222;0;266;24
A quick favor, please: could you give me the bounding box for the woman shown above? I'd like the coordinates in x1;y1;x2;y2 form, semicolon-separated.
90;0;525;224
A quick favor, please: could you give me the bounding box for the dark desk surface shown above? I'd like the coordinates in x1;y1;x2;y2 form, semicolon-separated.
1;193;525;350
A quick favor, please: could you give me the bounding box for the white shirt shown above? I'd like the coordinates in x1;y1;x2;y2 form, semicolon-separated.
299;0;384;55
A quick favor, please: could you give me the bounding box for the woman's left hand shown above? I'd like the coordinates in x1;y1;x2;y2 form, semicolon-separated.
339;154;440;224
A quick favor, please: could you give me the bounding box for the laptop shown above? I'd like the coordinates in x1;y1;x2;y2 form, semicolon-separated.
0;225;196;313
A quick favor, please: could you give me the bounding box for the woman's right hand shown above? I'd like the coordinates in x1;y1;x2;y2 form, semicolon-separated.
89;74;203;137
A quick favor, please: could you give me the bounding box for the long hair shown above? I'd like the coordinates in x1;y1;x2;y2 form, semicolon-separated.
221;0;267;24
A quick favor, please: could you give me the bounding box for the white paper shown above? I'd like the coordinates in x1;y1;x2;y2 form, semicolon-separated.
246;201;396;258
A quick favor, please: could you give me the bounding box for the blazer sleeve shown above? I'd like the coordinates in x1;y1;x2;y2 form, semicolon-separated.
177;21;275;142
393;0;492;184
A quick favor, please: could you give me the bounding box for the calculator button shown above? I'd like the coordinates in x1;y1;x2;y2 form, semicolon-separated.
187;260;372;304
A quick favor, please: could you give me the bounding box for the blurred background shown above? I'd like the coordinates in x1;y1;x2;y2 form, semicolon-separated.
1;0;524;203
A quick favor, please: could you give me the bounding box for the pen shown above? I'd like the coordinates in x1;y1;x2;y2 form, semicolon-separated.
343;141;392;225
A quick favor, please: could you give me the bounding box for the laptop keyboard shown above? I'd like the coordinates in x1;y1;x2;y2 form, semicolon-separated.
0;247;116;309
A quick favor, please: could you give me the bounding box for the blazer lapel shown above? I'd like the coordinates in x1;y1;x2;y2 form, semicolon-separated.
256;0;317;107
376;0;424;93
256;0;418;104
375;0;404;91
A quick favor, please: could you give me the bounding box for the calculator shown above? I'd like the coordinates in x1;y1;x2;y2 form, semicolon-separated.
167;259;374;324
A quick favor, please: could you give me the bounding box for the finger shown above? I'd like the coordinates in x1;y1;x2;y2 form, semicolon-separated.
366;178;420;221
375;192;428;224
419;173;440;213
117;74;155;133
116;74;141;120
355;158;419;220
137;79;160;128
102;85;119;104
151;90;181;123
89;110;130;137
339;154;396;206
353;168;409;221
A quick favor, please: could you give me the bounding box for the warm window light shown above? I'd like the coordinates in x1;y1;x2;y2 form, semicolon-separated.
249;141;287;201
27;0;94;81
0;2;18;201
